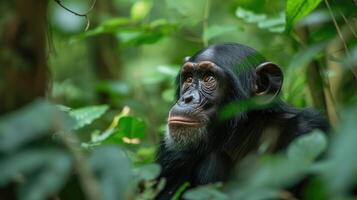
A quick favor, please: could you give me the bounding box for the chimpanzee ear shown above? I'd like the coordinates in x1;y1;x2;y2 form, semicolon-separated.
254;62;283;98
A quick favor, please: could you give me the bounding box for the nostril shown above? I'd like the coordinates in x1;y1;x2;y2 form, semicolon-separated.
184;95;193;104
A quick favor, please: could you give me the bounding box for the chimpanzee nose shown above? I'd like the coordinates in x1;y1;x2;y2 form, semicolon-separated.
183;94;193;104
180;90;199;105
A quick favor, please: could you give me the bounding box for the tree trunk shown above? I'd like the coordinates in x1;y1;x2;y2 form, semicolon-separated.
0;0;49;114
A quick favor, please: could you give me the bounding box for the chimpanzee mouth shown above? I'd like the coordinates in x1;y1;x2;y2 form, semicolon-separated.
168;116;204;127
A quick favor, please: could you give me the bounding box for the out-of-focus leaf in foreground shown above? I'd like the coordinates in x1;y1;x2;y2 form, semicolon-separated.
133;163;161;182
230;130;328;200
322;104;357;196
0;99;73;152
89;146;132;200
287;130;327;163
0;148;72;200
183;183;228;200
219;96;275;120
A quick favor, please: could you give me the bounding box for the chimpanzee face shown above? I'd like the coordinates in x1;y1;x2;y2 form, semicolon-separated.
164;44;283;150
165;61;227;149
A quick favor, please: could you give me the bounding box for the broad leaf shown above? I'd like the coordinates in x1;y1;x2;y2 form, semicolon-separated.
236;7;285;33
322;104;357;194
219;96;275;120
116;116;146;139
0;148;71;200
183;183;228;200
246;156;307;188
69;105;109;130
231;187;280;200
0;100;73;152
286;0;323;32
287;130;328;163
89;146;132;200
133;164;161;182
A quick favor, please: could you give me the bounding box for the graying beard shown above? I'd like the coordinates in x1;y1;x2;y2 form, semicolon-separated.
164;125;207;150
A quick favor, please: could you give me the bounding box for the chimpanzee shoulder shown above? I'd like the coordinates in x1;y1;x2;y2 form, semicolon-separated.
275;107;329;150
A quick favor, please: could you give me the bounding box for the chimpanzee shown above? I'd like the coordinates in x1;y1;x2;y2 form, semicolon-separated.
156;43;328;199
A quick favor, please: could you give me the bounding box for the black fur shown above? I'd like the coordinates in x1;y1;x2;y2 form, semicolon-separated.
156;43;329;199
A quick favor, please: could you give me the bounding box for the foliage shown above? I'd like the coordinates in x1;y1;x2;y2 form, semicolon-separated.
285;0;323;32
1;0;356;199
68;105;109;130
236;7;285;33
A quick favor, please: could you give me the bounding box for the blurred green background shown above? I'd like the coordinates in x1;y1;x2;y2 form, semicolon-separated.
0;0;356;199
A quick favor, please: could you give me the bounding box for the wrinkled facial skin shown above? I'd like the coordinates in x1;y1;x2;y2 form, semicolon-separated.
165;61;226;149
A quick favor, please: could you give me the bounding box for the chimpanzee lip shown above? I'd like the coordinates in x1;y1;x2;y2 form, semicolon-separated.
168;116;204;127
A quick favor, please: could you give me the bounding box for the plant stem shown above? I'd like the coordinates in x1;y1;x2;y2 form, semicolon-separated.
202;0;211;47
58;133;102;200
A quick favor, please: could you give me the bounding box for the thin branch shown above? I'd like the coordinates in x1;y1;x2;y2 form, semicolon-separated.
54;0;97;31
57;132;102;200
332;0;357;38
339;12;357;39
324;0;350;56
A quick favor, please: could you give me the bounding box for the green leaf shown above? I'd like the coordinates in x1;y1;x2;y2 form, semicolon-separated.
219;96;275;120
231;187;280;200
135;146;157;164
0;148;71;200
89;146;132;200
116;116;146;139
322;104;357;194
236;7;285;33
236;7;266;23
203;25;238;42
304;177;328;200
287;130;328;163
118;31;164;46
102;17;131;28
183;183;228;200
0;99;73;152
171;182;190;200
131;0;152;21
133;164;161;182
246;156;307;188
286;0;323;32
257;12;285;33
69;105;109;130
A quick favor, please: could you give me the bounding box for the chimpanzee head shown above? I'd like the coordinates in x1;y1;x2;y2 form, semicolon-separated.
165;43;283;150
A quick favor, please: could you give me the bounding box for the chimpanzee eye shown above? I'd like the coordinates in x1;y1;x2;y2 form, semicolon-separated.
203;74;215;82
185;76;193;84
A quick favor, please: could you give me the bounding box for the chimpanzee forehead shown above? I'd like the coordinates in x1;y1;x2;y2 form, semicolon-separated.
187;44;268;72
181;61;218;72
